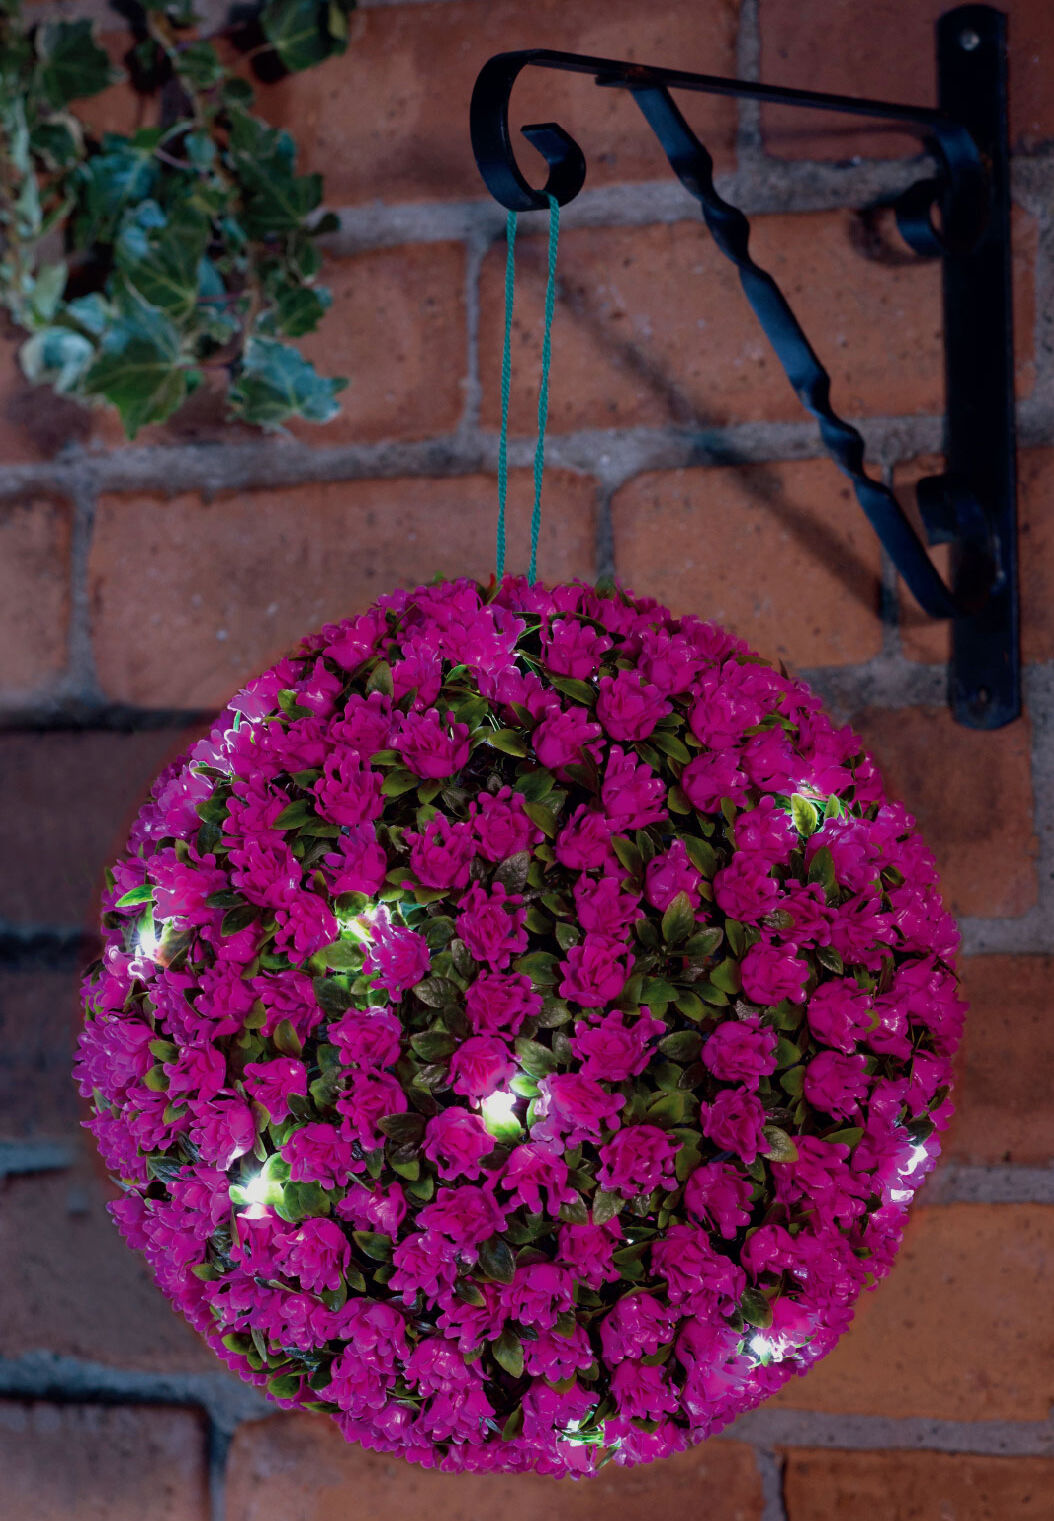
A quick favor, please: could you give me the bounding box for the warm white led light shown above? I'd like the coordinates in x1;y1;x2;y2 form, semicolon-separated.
480;1090;519;1131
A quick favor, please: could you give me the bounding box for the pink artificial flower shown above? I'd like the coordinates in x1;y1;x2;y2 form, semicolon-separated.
601;746;667;831
651;1223;746;1306
417;1184;507;1246
531;1073;625;1149
422;1108;496;1180
468;787;543;863
644;838;702;912
803;1050;870;1119
713;853;780;922
611;1361;679;1422
498;1142;579;1215
278;1217;351;1294
541;617;612;678
680;750;749;813
188;1094;255;1169
456;883;528;970
532;704;602;773
807;982;875;1054
336;1069;407;1149
596;1124;680;1196
448;1035;516;1100
554;804;616;871
273;892;338;960
284;1123;362;1187
389;1230;459;1303
698;1086;768;1164
328;1007;402;1069
735;795;799;863
568;1008;665;1082
683;1161;755;1238
573;875;641;937
313;753;384;827
500;1264;575;1329
322;825;388;897
599;1291;674;1363
362;915;431;997
740;939;810;1005
556;1218;623;1289
701;1016;777;1084
404;815;476;890
331;690;393;758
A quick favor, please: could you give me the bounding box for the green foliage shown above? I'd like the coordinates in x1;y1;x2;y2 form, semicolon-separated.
0;0;352;436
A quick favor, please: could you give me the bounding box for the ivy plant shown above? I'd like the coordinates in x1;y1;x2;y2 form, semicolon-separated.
0;0;354;437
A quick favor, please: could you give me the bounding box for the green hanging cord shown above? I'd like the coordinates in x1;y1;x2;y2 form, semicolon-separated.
528;192;560;585
495;209;517;583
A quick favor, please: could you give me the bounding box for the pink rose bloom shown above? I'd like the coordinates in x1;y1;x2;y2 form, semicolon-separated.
273;892;338;960
806;817;881;892
601;745;667;831
337;1069;407;1149
699;1086;768;1164
554;804;616;871
740;939;810;1005
683;1160;754;1238
404;1338;479;1397
322;824;388;897
391;710;470;779
188;1094;255;1169
558;933;631;1006
242;1056;307;1122
713;853;779;922
807;982;875;1054
651;1223;746;1306
701;1016;777;1084
328;1007;402;1069
149;847;228;929
498;1142;579;1215
278;1217;350;1294
456;883;528;970
362;915;431;997
464;971;540;1036
531;1072;625;1149
501;1264;575;1329
405;815;475;890
422;1108;496;1180
541;617;611;677
635;625;703;694
741;728;798;793
573;875;641;937
681;751;750;813
644;838;702;911
735;795;798;863
804;1050;870;1119
779;880;834;946
391;643;443;708
532;704;602;772
689;665;767;747
389;1230;459;1303
335;1181;408;1237
284;1123;362;1187
468;786;542;863
611;1361;679;1422
599;1291;675;1363
313;753;384;827
297;656;342;715
556;1218;623;1289
417;1184;507;1246
829;892;895;970
568;1008;664;1082
595;669;670;742
163;1044;226;1106
522;1323;593;1379
448;1035;516;1100
596;1124;680;1196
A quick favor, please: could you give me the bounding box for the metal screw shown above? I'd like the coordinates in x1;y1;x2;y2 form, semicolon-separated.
959;27;981;51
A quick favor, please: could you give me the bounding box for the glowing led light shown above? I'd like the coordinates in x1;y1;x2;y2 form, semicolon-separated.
749;1333;787;1363
480;1089;521;1139
338;904;384;940
242;1172;272;1206
904;1142;929;1176
889;1188;913;1203
134;916;160;960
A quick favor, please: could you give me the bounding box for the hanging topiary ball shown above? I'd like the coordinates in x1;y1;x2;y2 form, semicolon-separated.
75;576;964;1476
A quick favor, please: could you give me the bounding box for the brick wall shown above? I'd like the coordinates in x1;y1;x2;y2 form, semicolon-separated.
3;1;1053;1517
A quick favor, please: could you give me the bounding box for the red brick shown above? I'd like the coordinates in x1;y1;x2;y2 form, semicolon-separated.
0;968;83;1140
851;706;1036;918
0;497;71;695
0;1158;218;1372
0;728;203;930
783;1449;1054;1521
286;244;467;445
226;1411;764;1521
610;460;884;668
0;1401;210;1521
760;0;1054;158
89;473;598;708
899;449;1054;665
767;1204;1054;1420
479;212;1037;436
258;0;739;208
948;956;1054;1167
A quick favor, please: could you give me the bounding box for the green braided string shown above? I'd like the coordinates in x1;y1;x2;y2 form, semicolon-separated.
495;210;516;583
528;193;560;585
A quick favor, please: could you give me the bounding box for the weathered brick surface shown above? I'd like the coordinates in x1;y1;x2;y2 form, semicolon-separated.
610;460;884;668
898;449;1054;665
0;727;203;931
948;956;1054;1167
767;1204;1054;1420
760;0;1054;158
0;1401;211;1521
0;968;83;1140
851;706;1037;918
259;0;739;207
783;1449;1054;1521
226;1412;764;1521
0;496;71;695
0;1157;219;1373
89;473;597;708
481;215;955;436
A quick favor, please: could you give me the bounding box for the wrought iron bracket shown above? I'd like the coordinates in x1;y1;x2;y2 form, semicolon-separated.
470;5;1018;728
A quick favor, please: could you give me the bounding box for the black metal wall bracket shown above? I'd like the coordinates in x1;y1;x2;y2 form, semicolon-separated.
470;5;1018;729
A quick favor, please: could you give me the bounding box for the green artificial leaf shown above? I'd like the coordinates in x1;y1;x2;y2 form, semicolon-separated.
659;1029;702;1062
272;1018;303;1058
114;883;154;908
491;1327;524;1379
478;1235;516;1284
352;1230;393;1261
513;768;554;802
274;798;314;829
36;20;119;108
80;293;186;437
494;851;530;896
512;951;560;986
229;335;345;428
313;974;352;1016
790;793;820;837
740;1286;774;1329
513;1036;558;1078
486;729;529;757
808;844;837;897
591;1189;623;1225
410;1030;456;1061
661;890;696;947
760;1125;799;1163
